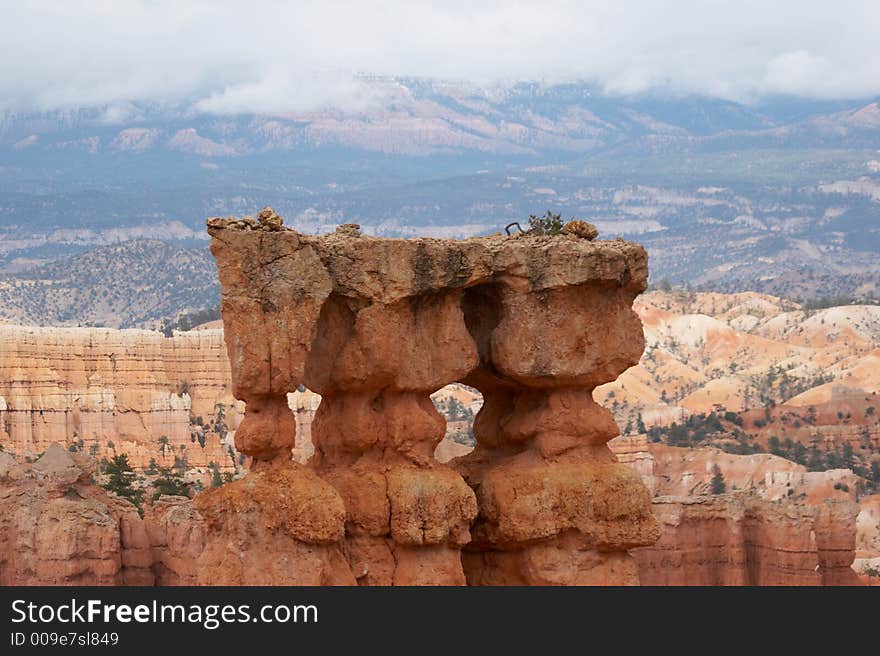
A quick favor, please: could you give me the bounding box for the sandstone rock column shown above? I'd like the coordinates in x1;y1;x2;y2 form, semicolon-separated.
453;245;660;585
207;208;658;585
201;212;354;585
305;288;479;584
206;212;480;585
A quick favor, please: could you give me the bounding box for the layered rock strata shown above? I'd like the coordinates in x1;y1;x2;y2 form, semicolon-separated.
206;209;658;585
0;325;241;473
635;493;861;586
610;435;861;504
144;497;205;585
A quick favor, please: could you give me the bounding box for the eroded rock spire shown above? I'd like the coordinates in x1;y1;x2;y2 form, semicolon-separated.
203;208;658;585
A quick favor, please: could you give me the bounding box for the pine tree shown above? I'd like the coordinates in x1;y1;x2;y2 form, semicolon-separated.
710;464;726;495
102;454;144;514
152;467;190;501
807;445;826;472
210;462;223;488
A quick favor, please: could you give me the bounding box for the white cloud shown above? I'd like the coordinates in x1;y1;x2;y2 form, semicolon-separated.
761;50;835;96
1;0;878;113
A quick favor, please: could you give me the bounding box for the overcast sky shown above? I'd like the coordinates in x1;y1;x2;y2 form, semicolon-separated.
2;0;879;114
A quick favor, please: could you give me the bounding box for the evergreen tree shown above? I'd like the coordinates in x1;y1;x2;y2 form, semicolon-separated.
102;454;144;514
792;442;808;466
152;467;190;501
807;445;826;471
870;460;880;484
710;464;726;495
210;462;223;488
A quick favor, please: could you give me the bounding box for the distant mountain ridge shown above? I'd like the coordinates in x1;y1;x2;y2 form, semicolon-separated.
0;79;878;305
2;80;878;161
0;240;218;328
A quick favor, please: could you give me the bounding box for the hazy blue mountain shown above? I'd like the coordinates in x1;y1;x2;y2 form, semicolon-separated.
0;78;878;324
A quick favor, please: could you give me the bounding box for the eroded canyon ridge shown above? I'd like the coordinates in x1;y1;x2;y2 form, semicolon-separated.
200;208;659;585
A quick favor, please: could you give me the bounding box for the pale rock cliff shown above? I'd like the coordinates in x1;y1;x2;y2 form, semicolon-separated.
0;325;242;473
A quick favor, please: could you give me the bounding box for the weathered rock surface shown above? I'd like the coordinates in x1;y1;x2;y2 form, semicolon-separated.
610;435;861;504
0;444;153;585
634;493;861;585
143;496;205;585
0;325;241;474
854;493;880;582
206;209;658;585
595;291;880;460
193;460;354;585
609;437;864;585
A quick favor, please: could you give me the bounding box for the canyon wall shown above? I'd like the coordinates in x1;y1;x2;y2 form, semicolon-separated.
2;213;870;586
0;324;241;474
2;442;863;587
611;436;864;585
610;434;861;503
634;493;861;585
204;209;658;585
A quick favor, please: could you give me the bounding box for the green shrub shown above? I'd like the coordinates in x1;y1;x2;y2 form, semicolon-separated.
527;211;565;235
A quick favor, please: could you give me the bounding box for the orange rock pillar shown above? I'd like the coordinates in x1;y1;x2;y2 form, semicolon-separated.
201;217;355;585
206;207;659;585
306;291;478;585
206;213;480;585
455;278;660;585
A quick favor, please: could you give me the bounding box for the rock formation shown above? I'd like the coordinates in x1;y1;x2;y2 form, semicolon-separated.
635;493;861;585
854;493;880;581
610;435;861;504
0;444;153;585
206;210;659;585
0;325;241;474
609;437;864;585
144;497;205;585
595;290;880;448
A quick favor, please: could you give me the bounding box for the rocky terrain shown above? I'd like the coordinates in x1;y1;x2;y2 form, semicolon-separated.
431;290;880;482
594;290;880;486
601;290;880;414
610;436;868;585
2;440;871;586
0;444;153;585
2;81;879;310
634;493;861;586
2;248;878;583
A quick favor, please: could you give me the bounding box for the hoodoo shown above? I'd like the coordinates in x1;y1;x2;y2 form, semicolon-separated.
204;208;659;585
